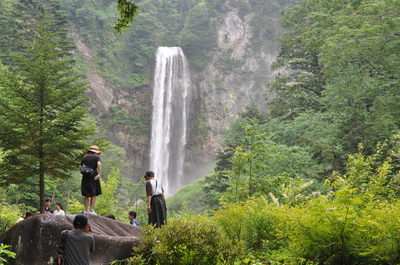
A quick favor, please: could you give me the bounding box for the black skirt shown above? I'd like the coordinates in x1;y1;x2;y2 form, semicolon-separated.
81;174;102;196
148;194;167;227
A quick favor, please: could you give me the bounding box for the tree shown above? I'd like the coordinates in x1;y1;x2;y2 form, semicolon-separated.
0;16;95;213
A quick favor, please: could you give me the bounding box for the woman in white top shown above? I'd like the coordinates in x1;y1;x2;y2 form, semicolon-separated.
54;202;65;215
144;170;167;227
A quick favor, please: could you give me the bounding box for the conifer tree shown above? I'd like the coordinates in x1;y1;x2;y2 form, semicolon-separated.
0;15;94;213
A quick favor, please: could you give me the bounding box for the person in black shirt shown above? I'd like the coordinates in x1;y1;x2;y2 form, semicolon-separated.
35;197;54;215
79;145;102;215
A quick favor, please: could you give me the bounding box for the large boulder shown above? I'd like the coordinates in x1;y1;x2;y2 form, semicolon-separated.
0;214;142;265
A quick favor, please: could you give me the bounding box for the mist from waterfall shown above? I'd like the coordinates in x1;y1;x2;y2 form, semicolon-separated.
150;47;191;197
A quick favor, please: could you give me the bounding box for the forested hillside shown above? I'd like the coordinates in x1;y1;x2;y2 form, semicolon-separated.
195;0;400;211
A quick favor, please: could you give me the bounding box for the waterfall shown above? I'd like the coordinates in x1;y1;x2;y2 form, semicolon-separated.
149;47;191;197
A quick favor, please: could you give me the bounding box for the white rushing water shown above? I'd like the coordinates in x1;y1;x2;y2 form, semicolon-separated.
149;47;191;197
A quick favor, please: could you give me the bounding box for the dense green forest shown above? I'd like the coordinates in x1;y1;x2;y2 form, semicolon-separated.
1;0;400;264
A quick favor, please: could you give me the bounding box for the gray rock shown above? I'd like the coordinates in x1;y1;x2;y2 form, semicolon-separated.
0;214;142;265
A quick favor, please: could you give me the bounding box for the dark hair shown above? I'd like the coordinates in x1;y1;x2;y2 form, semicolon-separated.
105;214;116;220
45;197;52;202
56;202;63;210
129;211;137;218
143;170;154;179
24;211;32;219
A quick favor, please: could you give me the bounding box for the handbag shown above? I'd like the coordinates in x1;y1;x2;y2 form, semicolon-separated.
53;230;68;265
80;163;94;176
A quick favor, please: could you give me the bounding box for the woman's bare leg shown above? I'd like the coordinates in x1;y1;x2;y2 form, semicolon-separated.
90;195;96;212
84;196;89;211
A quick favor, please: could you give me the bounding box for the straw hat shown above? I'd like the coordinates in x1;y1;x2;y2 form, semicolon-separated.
88;145;101;155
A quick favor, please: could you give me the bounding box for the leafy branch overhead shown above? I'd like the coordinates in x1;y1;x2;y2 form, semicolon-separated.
112;0;139;35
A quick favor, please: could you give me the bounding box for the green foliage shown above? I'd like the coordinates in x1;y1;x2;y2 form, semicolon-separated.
222;121;324;203
126;218;241;265
0;9;95;211
95;169;123;217
67;198;85;215
266;0;400;178
0;203;23;233
166;177;211;215
178;2;217;71
213;197;283;261
0;244;16;265
111;0;139;35
206;143;400;264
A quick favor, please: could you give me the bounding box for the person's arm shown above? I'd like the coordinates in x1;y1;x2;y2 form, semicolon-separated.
147;195;152;213
146;181;152;213
94;161;101;180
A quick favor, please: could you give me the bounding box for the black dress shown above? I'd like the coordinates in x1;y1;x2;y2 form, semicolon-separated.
80;154;102;196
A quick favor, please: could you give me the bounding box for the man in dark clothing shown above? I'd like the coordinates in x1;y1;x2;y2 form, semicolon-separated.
35;197;54;215
62;214;95;265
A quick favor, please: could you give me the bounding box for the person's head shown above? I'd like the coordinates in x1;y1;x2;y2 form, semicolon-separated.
24;211;32;219
105;214;116;220
128;211;137;220
55;202;63;211
74;214;90;231
143;170;154;180
87;145;101;155
44;197;52;207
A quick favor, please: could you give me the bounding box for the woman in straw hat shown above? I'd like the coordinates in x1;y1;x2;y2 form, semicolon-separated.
79;145;102;215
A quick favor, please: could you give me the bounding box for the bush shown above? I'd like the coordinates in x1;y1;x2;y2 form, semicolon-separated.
124;217;241;265
0;203;23;233
212;197;284;262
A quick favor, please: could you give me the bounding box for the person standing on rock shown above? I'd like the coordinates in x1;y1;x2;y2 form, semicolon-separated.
79;145;102;215
144;170;167;227
62;214;94;265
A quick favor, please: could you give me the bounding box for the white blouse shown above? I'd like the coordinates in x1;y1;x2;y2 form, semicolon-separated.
54;210;65;215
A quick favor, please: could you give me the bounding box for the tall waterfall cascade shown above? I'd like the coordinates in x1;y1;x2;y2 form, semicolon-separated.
150;47;191;197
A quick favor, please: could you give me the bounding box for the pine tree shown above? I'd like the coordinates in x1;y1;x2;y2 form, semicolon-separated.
0;15;95;213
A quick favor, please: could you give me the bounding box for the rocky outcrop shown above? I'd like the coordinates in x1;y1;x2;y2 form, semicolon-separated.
0;214;141;265
70;28;115;114
189;1;281;159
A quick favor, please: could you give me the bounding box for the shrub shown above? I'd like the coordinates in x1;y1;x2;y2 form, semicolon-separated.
0;203;23;233
124;217;241;265
212;197;284;262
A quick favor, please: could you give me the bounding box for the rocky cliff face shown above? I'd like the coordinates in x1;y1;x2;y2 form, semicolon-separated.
188;1;283;162
71;0;284;180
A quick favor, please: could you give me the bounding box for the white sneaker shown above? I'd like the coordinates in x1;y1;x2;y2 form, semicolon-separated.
89;210;97;215
84;210;89;215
